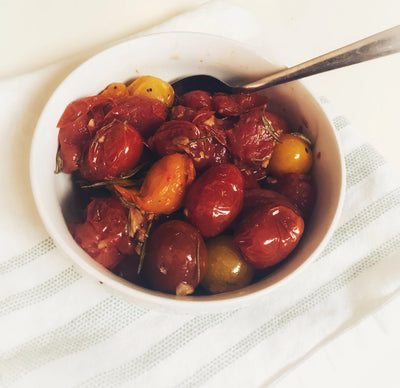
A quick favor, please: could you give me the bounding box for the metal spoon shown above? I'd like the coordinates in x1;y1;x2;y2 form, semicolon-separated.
171;25;400;94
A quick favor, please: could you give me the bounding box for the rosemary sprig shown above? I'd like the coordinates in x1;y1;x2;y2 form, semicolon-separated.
290;131;313;149
261;110;281;143
80;161;151;189
137;215;154;275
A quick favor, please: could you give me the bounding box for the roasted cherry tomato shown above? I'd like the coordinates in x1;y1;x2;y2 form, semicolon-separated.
234;160;268;189
192;110;228;147
242;188;300;215
233;203;304;269
184;163;244;237
180;90;213;111
128;75;175;107
69;196;134;269
268;133;313;175
148;120;215;170
105;95;168;138
201;235;254;294
101;82;129;98
112;253;147;287
226;106;282;167
57;95;113;173
57;95;113;128
80;120;143;182
148;115;229;171
170;105;198;122
212;92;268;116
115;153;195;215
264;173;315;220
143;220;207;295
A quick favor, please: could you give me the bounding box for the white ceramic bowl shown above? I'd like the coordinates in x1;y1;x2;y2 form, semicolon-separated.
30;32;345;313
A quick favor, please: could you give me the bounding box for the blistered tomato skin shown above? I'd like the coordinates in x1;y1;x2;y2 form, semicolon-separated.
80;120;143;182
233;203;304;269
69;196;134;269
105;95;168;138
212;92;268;116
264;173;315;220
143;220;207;295
180;90;213;111
226;106;282;167
57;95;113;173
115;153;196;215
184;163;244;237
242;188;300;216
57;95;113;128
148;120;215;170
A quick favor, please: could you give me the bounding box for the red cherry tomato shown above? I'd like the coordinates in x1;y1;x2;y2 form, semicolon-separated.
212;92;268;116
234;160;268;189
264;111;290;134
148;120;215;170
184;163;244;237
242;188;300;215
192;110;228;148
180;90;213;111
170;105;197;121
233;203;304;269
80;120;143;182
57;95;113;173
226;106;282;167
264;173;315;220
69;196;134;269
112;253;147;287
57;95;113;128
143;220;207;295
104;95;168;138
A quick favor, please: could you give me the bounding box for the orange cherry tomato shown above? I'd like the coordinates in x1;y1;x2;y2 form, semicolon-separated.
114;153;195;214
101;82;129;98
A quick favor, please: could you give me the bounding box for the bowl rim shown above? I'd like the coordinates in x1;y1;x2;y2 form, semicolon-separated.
30;31;346;314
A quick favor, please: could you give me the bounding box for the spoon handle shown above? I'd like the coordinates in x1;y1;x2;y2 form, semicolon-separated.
241;25;400;92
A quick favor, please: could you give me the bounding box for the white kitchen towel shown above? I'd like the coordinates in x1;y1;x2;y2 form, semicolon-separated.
1;1;400;387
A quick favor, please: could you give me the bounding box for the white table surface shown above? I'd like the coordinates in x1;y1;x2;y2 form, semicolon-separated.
1;1;400;387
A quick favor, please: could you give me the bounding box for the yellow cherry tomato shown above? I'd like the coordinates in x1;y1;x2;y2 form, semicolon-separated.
201;235;254;294
101;82;128;98
268;133;313;174
127;75;175;107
